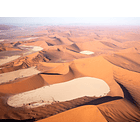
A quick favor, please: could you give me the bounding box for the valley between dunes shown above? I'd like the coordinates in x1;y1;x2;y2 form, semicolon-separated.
0;25;140;122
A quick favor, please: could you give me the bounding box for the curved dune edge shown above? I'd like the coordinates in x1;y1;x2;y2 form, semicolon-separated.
97;99;140;122
7;77;110;108
37;105;107;122
0;56;123;98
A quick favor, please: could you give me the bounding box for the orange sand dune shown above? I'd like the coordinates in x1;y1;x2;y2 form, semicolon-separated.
52;36;73;45
113;65;140;108
104;52;140;73
75;40;115;54
97;99;140;122
71;56;123;97
68;36;95;43
37;105;107;122
22;41;49;50
0;56;123;98
0;25;140;122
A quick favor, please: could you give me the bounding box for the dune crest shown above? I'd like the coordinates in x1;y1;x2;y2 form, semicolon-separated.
37;105;107;122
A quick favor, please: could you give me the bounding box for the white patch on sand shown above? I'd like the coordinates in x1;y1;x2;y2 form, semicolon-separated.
0;66;40;84
7;77;110;108
31;46;43;52
0;55;20;66
19;45;43;53
24;37;38;40
0;40;4;42
80;51;94;55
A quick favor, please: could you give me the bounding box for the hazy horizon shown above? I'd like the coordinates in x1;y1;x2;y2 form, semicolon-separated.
0;17;140;26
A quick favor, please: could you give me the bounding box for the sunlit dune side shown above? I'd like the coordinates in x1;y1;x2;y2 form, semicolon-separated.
104;52;140;73
75;40;115;53
0;56;123;97
40;62;70;75
7;77;110;108
71;56;124;97
37;105;107;122
0;40;4;42
0;55;21;66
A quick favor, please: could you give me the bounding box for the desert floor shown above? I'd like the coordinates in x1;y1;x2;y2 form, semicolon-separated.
0;25;140;122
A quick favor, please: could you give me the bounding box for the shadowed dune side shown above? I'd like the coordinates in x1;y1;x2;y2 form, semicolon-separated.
97;99;140;122
103;51;140;108
65;43;81;53
100;41;120;49
0;63;23;74
0;60;31;74
113;65;140;108
37;105;107;122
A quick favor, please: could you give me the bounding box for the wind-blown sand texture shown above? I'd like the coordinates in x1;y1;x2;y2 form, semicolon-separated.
0;25;140;122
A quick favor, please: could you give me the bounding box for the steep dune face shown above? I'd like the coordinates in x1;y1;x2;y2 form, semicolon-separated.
113;65;140;108
37;105;107;122
97;99;140;122
66;43;81;52
0;74;45;94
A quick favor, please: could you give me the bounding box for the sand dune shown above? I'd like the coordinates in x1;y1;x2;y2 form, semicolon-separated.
0;25;140;122
97;99;140;122
37;105;107;122
104;52;140;73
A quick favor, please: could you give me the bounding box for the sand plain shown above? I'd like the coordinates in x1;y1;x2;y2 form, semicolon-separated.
0;25;140;122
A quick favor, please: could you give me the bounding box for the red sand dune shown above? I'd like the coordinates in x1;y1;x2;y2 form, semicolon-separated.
0;25;140;122
37;105;107;122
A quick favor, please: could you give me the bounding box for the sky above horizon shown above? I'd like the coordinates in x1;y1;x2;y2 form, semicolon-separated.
0;17;140;26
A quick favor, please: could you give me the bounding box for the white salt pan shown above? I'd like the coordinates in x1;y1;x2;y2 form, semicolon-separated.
0;55;20;66
7;77;110;108
80;51;94;55
0;67;40;84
